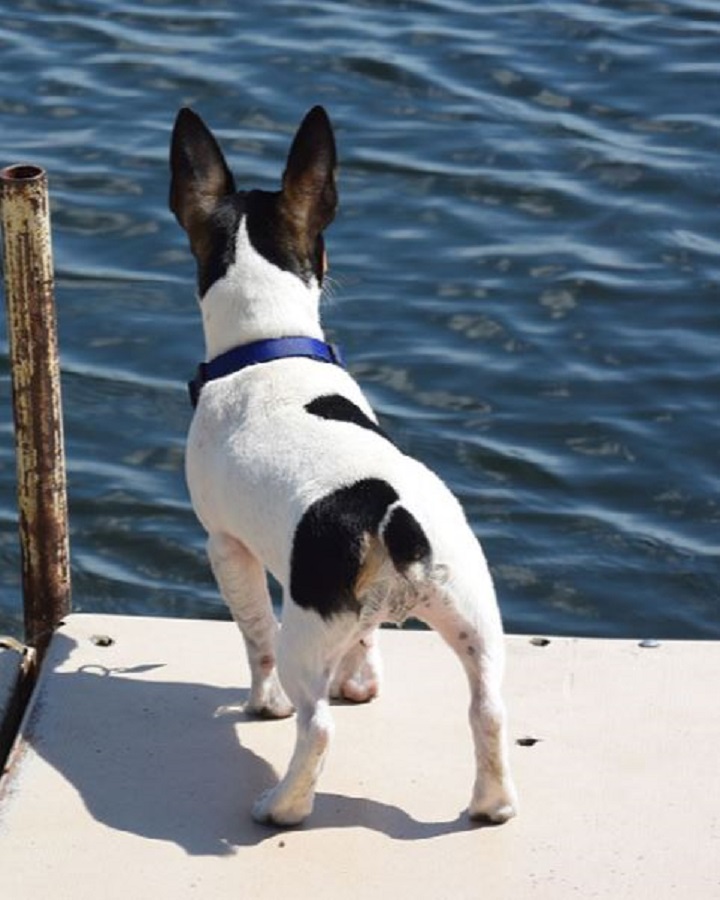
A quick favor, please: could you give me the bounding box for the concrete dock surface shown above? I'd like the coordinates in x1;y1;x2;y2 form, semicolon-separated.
0;613;718;899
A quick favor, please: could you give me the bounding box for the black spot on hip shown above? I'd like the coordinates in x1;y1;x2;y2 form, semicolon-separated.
290;478;398;618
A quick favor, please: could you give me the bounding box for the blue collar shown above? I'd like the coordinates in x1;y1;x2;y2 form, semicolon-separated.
188;336;344;407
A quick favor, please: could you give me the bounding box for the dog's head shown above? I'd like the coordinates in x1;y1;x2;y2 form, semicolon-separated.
169;106;337;304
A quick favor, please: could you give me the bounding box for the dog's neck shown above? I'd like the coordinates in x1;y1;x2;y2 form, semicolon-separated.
200;217;325;360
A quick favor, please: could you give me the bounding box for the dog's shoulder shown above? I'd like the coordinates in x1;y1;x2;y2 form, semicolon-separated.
195;359;383;436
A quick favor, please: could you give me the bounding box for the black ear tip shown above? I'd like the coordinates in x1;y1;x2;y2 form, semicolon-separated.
172;107;208;138
304;105;333;132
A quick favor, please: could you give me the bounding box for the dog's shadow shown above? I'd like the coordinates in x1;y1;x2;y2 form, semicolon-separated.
26;634;473;856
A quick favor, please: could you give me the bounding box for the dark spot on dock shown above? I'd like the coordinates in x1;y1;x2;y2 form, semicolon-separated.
90;634;114;647
516;736;541;747
530;637;551;647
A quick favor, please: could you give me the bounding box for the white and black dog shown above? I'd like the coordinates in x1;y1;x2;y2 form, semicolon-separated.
169;105;518;827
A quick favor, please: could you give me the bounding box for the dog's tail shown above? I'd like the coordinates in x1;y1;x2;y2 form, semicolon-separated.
355;501;432;596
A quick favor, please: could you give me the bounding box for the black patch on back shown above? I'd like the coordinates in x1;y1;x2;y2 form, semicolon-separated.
291;479;398;619
305;394;392;443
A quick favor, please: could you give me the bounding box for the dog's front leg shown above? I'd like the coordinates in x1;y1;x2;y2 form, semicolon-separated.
207;533;293;718
252;602;352;826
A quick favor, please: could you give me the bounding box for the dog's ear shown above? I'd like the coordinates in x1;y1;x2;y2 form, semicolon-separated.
281;106;337;238
169;108;236;237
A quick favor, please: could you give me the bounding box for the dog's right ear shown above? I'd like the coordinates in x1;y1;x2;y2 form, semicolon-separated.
281;106;337;239
169;108;236;238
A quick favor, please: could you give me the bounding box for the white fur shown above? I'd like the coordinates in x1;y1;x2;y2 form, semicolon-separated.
200;219;324;359
187;215;518;827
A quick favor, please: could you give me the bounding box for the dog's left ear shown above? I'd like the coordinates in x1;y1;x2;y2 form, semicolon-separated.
281;106;338;238
169;108;236;241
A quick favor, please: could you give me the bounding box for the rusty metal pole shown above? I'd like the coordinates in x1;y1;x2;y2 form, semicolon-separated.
0;164;71;661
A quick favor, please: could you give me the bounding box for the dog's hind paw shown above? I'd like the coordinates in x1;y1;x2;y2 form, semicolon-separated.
252;787;312;828
469;801;518;826
468;785;518;825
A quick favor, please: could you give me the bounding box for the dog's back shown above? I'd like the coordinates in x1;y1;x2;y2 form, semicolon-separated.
187;348;476;625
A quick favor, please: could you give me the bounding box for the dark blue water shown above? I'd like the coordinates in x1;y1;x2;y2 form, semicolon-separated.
1;0;718;640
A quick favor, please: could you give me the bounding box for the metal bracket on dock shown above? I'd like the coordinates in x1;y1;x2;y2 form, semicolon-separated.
0;637;36;772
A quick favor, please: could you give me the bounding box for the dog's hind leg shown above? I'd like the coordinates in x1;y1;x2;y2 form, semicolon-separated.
207;533;293;718
252;600;354;826
417;562;518;824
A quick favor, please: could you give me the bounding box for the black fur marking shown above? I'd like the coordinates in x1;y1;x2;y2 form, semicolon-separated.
383;505;431;572
305;394;392;443
198;190;325;296
198;194;245;296
291;479;399;619
245;190;325;286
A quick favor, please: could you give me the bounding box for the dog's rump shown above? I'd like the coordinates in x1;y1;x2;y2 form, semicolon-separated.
289;477;431;619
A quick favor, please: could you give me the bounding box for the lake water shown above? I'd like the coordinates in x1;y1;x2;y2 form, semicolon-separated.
1;0;718;641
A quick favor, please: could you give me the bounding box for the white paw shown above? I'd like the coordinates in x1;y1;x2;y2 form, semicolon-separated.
247;673;294;719
332;672;379;703
469;801;518;825
330;637;382;702
252;787;312;827
469;785;518;825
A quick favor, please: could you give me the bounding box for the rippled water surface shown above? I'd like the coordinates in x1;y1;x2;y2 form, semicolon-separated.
1;0;718;640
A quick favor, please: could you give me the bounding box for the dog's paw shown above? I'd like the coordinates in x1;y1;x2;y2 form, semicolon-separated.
468;784;518;825
330;636;382;703
469;801;518;826
247;698;294;719
247;673;294;719
252;787;312;828
331;672;380;703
